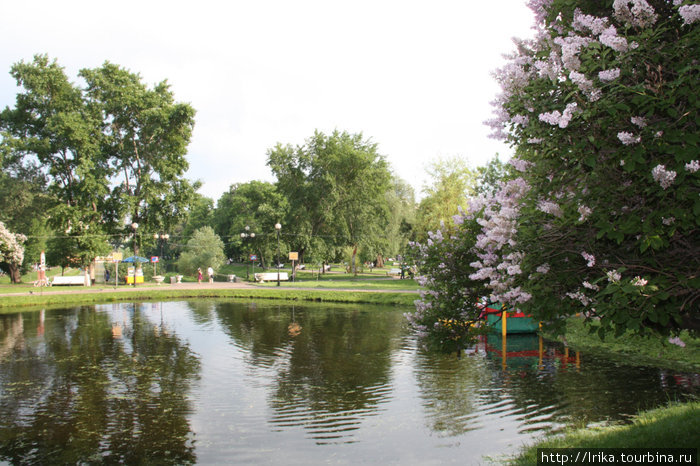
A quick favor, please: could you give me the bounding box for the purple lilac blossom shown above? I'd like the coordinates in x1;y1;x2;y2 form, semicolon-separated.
631;276;648;287
679;5;700;25
572;9;609;34
617;131;641;145
607;270;622;282
630;116;647;127
651;164;676;189
598;68;621;82
600;26;629;52
578;205;592;222
509;157;532;172
538;200;564;217
613;0;658;27
581;251;596;267
685;160;699;173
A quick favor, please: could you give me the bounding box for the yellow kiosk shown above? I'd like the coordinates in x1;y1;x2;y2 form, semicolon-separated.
126;266;144;284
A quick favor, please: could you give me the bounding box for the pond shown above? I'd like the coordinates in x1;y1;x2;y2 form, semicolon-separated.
0;301;697;464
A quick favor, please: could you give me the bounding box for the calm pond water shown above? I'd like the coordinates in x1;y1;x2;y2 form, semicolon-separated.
0;300;698;465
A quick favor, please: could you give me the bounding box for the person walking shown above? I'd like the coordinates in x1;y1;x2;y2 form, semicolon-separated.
207;266;214;283
197;267;203;284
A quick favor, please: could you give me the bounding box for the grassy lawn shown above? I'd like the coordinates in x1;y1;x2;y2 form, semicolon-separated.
508;402;700;465
0;264;420;311
218;263;419;290
257;276;419;291
0;288;417;311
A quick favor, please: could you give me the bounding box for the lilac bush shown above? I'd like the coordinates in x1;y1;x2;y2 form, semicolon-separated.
409;0;699;345
0;221;26;283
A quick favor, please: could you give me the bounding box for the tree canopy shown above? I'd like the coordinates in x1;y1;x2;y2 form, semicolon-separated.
213;180;289;267
0;55;197;268
414;157;479;243
267;130;392;270
176;226;226;277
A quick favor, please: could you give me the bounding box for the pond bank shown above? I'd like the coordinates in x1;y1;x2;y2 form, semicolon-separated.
545;317;700;373
0;282;418;311
508;402;700;465
511;320;700;464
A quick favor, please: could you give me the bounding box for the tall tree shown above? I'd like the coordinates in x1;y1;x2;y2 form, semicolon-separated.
415;156;479;243
181;193;215;239
213;180;288;267
267;130;392;272
0;55;110;267
1;55;197;267
81;62;197;254
382;176;416;262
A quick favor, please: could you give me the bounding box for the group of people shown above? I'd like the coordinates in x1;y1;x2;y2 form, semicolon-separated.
197;266;215;284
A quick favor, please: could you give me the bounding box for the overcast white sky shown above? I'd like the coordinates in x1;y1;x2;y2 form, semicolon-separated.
1;0;535;202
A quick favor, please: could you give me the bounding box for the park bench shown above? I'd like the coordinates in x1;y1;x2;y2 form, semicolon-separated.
52;275;90;286
254;272;289;283
387;268;401;276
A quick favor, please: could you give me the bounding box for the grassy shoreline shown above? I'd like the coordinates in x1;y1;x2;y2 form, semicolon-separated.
507;401;700;465
0;286;418;312
510;319;700;464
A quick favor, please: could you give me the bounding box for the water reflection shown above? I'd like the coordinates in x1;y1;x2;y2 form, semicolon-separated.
1;302;698;465
209;302;404;445
414;333;697;446
0;305;200;465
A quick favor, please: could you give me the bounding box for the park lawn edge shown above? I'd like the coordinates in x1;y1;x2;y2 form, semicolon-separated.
0;288;417;312
505;401;700;465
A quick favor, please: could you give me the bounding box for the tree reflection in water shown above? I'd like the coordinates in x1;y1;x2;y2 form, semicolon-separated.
211;302;405;444
0;304;200;465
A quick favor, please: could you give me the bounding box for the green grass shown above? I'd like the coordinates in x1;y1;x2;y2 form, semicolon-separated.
545;317;700;372
508;402;700;465
257;276;419;291
0;284;417;313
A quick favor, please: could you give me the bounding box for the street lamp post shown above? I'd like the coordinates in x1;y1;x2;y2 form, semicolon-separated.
153;233;169;275
275;223;282;287
131;222;138;287
240;226;255;280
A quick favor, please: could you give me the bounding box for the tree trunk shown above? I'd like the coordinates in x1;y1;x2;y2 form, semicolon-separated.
351;245;358;276
259;248;266;270
8;263;21;284
376;255;385;268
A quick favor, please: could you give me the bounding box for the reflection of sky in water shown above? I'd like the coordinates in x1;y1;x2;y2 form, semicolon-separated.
1;302;698;465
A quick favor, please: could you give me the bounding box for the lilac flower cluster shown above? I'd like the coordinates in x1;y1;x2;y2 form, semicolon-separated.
467;178;533;306
613;0;658;28
679;5;700;25
600;25;630;52
630;276;648;287
598;68;621;82
581;251;596;267
509;157;533;172
537;200;563;217
651;164;676;189
617;131;641;145
577;205;592;222
538;102;579;128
